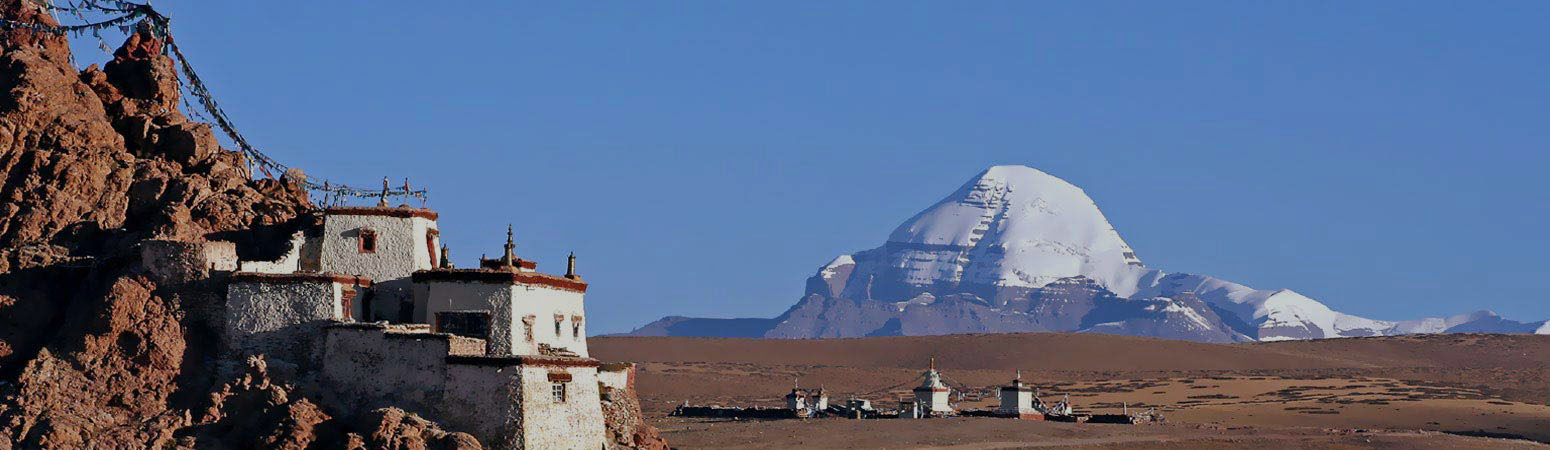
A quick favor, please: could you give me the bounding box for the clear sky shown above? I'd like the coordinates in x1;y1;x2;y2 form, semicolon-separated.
67;1;1549;333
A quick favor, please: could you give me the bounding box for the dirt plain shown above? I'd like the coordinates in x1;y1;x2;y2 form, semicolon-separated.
592;332;1550;449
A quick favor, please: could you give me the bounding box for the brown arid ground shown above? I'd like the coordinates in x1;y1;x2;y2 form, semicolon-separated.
591;333;1550;449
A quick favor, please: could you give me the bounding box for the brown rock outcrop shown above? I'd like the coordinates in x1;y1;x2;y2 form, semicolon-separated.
184;356;335;449
0;2;658;448
600;366;669;450
183;357;482;450
0;1;351;448
345;408;482;450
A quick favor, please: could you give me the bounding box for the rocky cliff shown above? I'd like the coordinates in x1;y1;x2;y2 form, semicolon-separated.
0;2;659;448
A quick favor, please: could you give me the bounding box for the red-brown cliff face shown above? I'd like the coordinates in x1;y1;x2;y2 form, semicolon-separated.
0;1;319;447
0;2;473;448
0;2;659;448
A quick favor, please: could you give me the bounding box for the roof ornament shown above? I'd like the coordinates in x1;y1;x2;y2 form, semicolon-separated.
402;178;411;206
440;245;452;269
502;224;517;267
565;252;577;279
377;177;390;207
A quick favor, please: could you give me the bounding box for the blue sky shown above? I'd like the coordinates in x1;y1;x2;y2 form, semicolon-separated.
69;2;1549;333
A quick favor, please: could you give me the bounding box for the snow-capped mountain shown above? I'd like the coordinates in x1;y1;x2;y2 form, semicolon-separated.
626;165;1548;341
860;165;1152;300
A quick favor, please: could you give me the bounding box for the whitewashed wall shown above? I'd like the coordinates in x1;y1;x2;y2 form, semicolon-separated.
224;279;341;367
320;324;606;449
998;389;1034;414
509;285;588;357
320;214;437;281
320;213;437;320
516;364;606;449
596;364;632;393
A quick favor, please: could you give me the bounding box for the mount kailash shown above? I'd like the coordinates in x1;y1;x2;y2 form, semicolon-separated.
627;165;1550;342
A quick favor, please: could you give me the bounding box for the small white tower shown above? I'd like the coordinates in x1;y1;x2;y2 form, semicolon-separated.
911;358;953;415
997;370;1040;419
785;379;808;412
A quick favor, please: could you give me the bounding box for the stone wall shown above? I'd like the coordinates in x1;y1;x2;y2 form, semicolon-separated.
238;231;305;274
225;277;340;368
141;240;236;282
320;323;606;449
418;281;515;355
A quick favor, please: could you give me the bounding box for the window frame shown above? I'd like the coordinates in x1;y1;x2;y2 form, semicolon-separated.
551;382;567;403
358;228;378;254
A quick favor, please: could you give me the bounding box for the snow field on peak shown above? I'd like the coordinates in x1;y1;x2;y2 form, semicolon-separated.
883;165;1143;291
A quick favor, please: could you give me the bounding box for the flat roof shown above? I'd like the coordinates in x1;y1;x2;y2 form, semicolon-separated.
232;272;372;287
324;206;439;221
446;354;601;368
412;269;588;293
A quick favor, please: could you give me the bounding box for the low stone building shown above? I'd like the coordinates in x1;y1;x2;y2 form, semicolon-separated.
997;371;1042;419
222;205;630;449
320;322;609;448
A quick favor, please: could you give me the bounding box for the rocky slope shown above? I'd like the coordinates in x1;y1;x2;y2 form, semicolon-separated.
628;165;1548;342
0;2;660;448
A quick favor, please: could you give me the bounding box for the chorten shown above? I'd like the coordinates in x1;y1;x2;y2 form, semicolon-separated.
911;358;952;415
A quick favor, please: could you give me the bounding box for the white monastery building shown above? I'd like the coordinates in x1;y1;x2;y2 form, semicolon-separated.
222;205;628;449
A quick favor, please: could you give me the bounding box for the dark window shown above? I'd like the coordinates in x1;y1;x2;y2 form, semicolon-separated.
435;310;494;340
572;323;581;339
554;321;562;337
358;229;377;254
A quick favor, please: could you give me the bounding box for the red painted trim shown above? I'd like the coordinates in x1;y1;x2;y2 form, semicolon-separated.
446;355;601;368
232;272;372;287
325;206;439;220
426;230;438;268
412;269;588;293
358;228;377;254
479;259;537;270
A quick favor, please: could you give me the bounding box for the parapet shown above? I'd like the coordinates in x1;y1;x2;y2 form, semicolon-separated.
412;268;587;293
232;272;372;287
324;206;439;221
323;321;485;356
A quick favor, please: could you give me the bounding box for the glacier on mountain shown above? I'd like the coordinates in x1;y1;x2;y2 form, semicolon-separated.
627;165;1548;341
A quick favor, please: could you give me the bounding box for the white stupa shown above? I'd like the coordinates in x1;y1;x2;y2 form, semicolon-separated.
911;359;953;415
